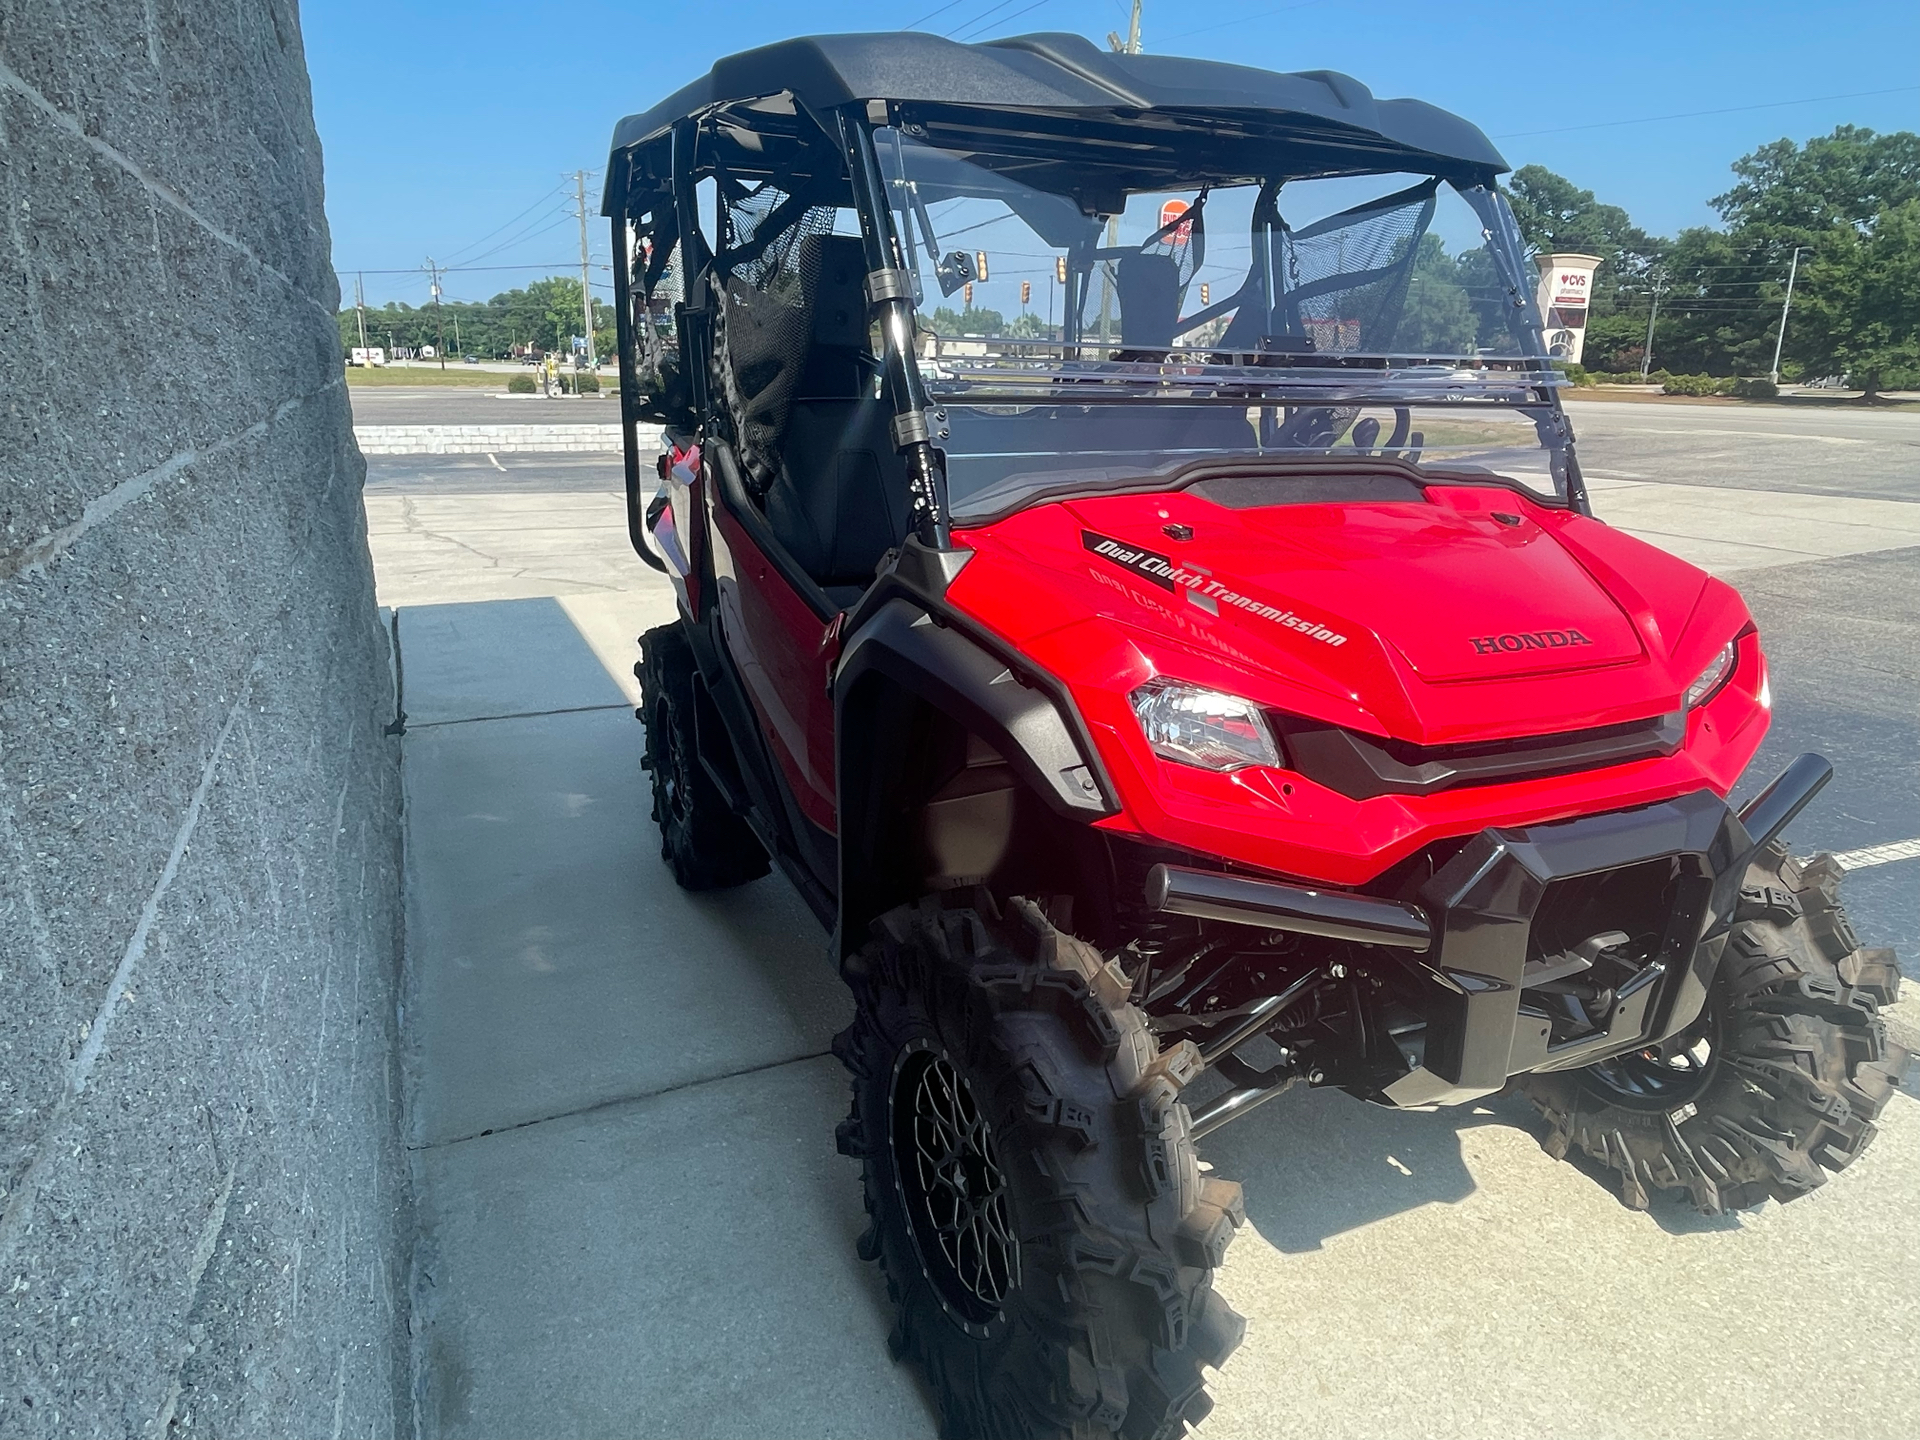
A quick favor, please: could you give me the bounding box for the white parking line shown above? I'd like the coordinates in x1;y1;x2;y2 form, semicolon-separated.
1829;838;1920;870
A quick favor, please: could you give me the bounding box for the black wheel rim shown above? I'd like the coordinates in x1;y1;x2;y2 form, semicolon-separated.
655;699;693;831
1583;1003;1720;1108
892;1046;1018;1325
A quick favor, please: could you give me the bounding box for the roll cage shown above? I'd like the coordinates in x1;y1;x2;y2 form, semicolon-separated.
604;34;1578;570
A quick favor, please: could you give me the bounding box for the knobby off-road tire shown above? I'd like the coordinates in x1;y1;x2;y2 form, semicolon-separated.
636;625;769;889
1517;845;1909;1214
834;893;1246;1440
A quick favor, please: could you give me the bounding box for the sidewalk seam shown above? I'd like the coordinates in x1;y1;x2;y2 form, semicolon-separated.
407;702;633;730
409;1049;834;1151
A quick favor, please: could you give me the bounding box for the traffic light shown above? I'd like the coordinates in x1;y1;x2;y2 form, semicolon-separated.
1020;280;1031;305
1055;255;1067;283
975;251;989;281
1200;283;1210;305
963;282;973;307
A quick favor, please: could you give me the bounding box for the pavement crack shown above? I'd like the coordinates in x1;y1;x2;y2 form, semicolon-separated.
397;495;504;569
409;1049;833;1150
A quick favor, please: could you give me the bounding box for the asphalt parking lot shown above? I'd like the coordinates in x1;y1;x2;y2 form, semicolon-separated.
360;390;1919;1438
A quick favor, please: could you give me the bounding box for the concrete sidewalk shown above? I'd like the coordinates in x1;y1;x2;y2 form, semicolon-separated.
398;599;932;1437
397;593;1919;1440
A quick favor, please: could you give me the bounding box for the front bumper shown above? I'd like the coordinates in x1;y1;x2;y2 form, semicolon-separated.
1380;787;1752;1107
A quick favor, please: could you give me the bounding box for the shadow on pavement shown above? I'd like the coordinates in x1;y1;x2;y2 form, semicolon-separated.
1204;1082;1759;1249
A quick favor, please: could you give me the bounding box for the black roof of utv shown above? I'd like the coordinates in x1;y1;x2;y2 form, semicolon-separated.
604;32;1508;209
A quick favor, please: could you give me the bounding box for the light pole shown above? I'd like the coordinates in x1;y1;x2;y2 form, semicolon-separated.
1639;270;1666;381
1769;245;1805;387
1095;2;1143;346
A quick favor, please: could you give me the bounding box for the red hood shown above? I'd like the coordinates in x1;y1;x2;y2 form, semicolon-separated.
949;482;1742;747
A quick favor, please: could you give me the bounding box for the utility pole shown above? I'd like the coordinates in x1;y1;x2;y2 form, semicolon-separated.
1769;245;1804;386
355;272;368;353
1096;3;1143;346
576;169;597;369
1639;270;1666;380
426;257;446;370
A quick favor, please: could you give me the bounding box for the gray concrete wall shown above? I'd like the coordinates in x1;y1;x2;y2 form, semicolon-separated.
1;5;409;1436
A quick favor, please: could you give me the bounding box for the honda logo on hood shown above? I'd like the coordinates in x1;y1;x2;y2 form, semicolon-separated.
1470;629;1595;655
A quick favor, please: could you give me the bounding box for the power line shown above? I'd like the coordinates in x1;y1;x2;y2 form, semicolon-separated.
946;0;1027;38
438;180;570;265
953;0;1050;40
455;209;577;269
1493;85;1917;139
904;0;969;27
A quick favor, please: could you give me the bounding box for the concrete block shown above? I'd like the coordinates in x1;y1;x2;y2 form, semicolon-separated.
1;7;407;1434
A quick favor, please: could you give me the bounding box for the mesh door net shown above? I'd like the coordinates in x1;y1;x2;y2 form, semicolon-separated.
627;195;686;418
711;180;837;487
1274;179;1438;354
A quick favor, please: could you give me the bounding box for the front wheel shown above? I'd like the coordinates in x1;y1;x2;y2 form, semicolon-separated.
833;894;1246;1440
1517;845;1908;1214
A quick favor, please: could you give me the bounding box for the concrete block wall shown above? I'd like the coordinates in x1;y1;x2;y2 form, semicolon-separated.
351;423;635;455
1;5;409;1436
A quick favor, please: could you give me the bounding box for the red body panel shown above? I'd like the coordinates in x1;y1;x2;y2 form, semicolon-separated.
709;497;839;831
947;485;1770;887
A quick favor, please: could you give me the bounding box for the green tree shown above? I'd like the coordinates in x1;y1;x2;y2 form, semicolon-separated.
1639;127;1920;380
339;277;615;361
1504;164;1664;311
1396;235;1477;353
927;304;1007;334
1791;198;1920;398
1714;125;1920;240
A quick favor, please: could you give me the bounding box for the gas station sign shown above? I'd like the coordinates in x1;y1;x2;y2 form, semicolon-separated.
1158;199;1192;246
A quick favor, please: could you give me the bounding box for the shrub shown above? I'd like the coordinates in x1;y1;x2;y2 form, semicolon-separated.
555;371;602;394
507;373;537;394
1553;361;1594;386
1661;373;1733;396
1730;377;1779;399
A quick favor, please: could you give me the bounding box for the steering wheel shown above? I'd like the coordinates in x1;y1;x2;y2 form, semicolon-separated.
1274;404;1363;449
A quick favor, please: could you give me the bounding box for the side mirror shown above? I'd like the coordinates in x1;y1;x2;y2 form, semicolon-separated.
934;249;976;297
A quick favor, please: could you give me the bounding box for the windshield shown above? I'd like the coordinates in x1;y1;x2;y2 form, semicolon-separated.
875;128;1569;522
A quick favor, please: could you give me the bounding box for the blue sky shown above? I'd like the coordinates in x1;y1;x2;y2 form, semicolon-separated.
304;0;1919;308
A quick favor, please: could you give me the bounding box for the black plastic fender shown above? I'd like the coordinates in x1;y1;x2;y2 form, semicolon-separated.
834;595;1115;958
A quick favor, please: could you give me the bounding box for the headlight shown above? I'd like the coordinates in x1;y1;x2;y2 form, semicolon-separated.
1684;640;1738;709
1129;679;1281;771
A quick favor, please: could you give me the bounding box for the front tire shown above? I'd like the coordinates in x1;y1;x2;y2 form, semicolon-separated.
834;894;1246;1440
1517;845;1909;1214
637;625;769;889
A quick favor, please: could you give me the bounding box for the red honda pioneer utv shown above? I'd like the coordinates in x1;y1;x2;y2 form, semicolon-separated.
604;34;1906;1439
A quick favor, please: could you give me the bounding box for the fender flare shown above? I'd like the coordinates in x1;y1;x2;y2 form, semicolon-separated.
834;595;1116;956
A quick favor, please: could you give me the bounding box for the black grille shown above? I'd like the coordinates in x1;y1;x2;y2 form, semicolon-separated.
1277;710;1684;800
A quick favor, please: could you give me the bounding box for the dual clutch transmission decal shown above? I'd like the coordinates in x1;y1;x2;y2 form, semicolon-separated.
1081;530;1348;648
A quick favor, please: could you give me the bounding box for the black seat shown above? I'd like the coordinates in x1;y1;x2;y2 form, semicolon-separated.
1116;251;1182;347
764;399;912;600
760;233;912;601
